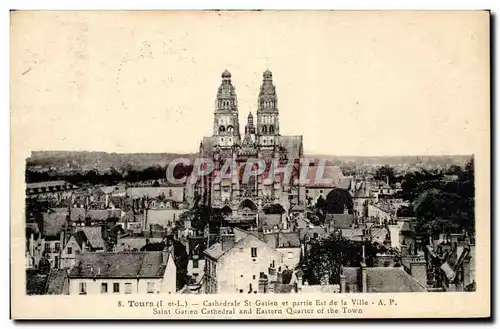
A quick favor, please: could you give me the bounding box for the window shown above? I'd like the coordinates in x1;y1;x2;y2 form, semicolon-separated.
101;283;108;293
54;242;60;252
113;283;120;293
125;283;132;294
79;282;87;295
251;247;257;258
44;242;51;252
147;282;154;294
67;247;73;255
193;259;199;269
253;275;256;280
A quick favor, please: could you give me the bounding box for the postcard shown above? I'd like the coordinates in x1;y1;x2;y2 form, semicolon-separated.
10;10;490;319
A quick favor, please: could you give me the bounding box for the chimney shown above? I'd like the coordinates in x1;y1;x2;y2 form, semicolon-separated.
258;278;268;293
410;256;427;288
221;233;235;252
462;255;472;288
360;245;367;293
340;274;347;293
360;262;367;293
162;246;171;266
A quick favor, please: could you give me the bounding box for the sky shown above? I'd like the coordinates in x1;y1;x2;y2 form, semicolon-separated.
11;11;489;156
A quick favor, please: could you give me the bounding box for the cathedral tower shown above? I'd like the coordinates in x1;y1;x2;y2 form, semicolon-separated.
256;70;279;148
213;70;241;148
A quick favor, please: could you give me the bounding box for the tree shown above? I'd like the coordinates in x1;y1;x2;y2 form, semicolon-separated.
325;188;353;214
375;165;396;185
303;234;377;285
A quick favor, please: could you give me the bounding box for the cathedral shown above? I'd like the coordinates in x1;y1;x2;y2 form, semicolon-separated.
198;70;305;227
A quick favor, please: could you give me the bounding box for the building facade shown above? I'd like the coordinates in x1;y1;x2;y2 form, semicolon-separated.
198;70;305;227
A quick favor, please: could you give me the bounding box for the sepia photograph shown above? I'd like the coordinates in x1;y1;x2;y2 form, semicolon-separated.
10;10;490;319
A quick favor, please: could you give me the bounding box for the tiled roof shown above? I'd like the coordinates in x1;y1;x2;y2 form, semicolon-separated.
366;267;426;292
200;136;215;158
46;269;68;295
342;267;360;286
86;209;122;221
43;208;69;237
204;243;223;260
261;214;282;229
78;226;105;249
99;186;118;195
69;252;168;279
263;232;301;248
116;237;163;252
299;226;328;241
354;182;372;198
305;166;344;188
326;214;354;229
277;136;303;159
370;228;388;244
70;207;86;222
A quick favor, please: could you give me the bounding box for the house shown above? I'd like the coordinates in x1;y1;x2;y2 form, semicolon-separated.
26;180;78;201
352;181;374;218
203;229;286;294
38;207;70;269
114;237;163;252
68;250;176;295
60;226;106;268
304;166;344;206
367;203;393;226
340;265;427;293
262;231;301;269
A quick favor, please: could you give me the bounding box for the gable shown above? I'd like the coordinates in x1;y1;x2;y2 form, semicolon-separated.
221;234;283;261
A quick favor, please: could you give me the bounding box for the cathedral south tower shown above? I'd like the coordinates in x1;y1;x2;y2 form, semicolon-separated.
257;70;279;149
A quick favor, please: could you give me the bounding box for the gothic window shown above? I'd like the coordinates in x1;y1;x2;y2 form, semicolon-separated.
219;126;226;133
269;125;274;134
262;125;268;134
227;125;234;133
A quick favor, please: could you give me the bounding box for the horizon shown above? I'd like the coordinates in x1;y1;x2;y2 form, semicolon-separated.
27;149;474;158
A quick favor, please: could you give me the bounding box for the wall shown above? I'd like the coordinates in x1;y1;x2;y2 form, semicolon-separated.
60;236;82;269
216;235;284;294
160;254;177;294
368;204;391;225
69;278;163;295
277;247;301;269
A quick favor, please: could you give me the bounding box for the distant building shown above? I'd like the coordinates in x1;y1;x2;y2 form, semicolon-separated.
26;180;78;201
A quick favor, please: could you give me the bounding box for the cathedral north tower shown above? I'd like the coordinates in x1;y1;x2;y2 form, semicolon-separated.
213;70;241;148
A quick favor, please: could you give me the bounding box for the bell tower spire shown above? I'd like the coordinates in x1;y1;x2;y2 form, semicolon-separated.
213;70;241;149
257;70;279;148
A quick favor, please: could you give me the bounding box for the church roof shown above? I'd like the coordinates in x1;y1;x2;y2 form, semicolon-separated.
200;136;216;158
277;135;303;159
222;69;231;78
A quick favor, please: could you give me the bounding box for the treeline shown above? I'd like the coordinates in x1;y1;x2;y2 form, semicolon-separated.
396;158;475;236
25;164;195;186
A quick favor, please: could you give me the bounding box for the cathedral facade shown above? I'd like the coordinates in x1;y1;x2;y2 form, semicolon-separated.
198;70;305;226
